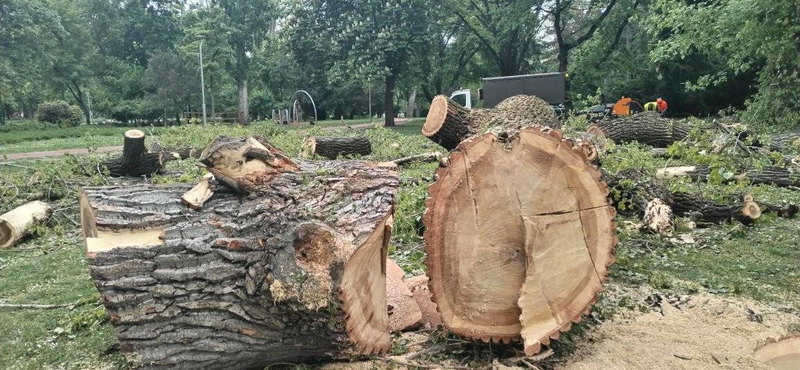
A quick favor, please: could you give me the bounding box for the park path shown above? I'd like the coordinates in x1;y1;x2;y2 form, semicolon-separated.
3;118;410;161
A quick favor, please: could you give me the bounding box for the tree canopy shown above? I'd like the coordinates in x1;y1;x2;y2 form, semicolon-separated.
0;0;797;128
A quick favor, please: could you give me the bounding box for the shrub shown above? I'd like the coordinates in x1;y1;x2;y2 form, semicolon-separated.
36;100;83;126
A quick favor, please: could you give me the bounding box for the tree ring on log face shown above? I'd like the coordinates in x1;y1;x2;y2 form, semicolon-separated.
755;335;800;370
422;96;450;137
424;127;616;351
124;129;145;139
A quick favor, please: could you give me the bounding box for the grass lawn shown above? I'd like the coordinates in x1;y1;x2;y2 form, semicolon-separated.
0;117;412;155
1;116;798;369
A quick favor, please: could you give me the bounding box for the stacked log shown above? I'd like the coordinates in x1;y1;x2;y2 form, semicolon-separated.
767;131;800;152
424;125;617;355
422;95;560;150
80;136;399;369
301;136;372;159
592;112;691;147
101;130;164;177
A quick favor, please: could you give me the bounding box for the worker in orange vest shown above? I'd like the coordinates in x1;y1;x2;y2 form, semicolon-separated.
657;97;668;116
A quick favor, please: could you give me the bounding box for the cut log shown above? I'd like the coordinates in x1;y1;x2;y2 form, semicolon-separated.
386;259;422;332
656;165;800;188
767;131;800;152
592;112;691;147
301;136;372;159
101;130;163;177
671;192;761;224
422;96;472;150
424;126;617;355
180;173;215;210
80;140;399;369
0;201;52;249
755;334;800;370
151;142;200;161
422;96;559;151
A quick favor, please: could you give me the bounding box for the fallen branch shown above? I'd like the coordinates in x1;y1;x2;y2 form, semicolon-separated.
0;301;85;309
391;152;442;167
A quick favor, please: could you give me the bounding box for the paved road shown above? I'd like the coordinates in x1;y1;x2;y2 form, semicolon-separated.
2;119;410;161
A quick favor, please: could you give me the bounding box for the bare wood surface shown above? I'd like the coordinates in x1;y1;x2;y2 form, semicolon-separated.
180;173;215;210
424;127;616;355
0;201;52;249
755;334;800;370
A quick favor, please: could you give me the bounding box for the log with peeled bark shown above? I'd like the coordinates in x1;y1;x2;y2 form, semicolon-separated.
0;201;52;249
422;95;559;150
657;165;800;188
424;126;617;355
102;130;163;177
80;140;399;369
592;112;691;147
300;136;372;159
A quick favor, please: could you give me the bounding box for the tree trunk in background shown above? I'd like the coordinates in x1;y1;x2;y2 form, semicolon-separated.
557;48;569;73
210;74;216;119
384;72;396;127
406;88;417;118
238;78;249;125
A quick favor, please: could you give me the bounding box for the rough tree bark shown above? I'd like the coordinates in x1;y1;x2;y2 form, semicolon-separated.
80;137;399;369
657;165;800;188
101;130;163;177
607;169;763;227
592;112;691;147
422;95;559;150
0;201;52;249
301;136;372;160
424;126;617;355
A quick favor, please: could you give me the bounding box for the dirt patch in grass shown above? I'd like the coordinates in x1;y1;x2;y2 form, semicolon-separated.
557;287;799;370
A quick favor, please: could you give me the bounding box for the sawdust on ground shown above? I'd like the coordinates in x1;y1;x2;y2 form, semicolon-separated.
557;287;799;370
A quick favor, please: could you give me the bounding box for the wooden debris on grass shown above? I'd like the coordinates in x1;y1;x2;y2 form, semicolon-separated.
0;201;52;249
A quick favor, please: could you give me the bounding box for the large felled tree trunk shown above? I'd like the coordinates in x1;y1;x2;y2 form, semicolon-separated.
101;130;163;177
424;126;617;355
80;138;399;369
592;112;690;147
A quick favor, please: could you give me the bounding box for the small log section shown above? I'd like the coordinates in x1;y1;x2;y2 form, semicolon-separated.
102;130;163;177
80;137;399;369
301;136;372;159
421;96;472;150
606;169;762;227
592;112;691;147
657;165;800;188
0;201;52;249
424;126;617;355
755;334;800;370
422;95;559;151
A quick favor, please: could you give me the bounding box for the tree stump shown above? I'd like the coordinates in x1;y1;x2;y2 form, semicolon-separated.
80;138;399;369
0;201;52;249
301;136;372;159
424;126;617;355
102;130;163;177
